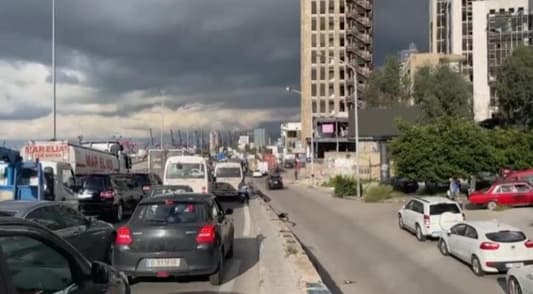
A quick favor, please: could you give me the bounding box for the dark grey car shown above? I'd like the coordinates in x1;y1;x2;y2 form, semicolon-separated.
0;200;115;263
112;193;235;285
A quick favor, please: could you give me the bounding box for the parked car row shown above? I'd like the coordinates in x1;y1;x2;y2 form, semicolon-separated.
398;196;533;293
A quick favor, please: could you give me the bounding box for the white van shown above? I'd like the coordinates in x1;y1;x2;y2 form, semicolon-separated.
214;162;244;197
163;156;213;193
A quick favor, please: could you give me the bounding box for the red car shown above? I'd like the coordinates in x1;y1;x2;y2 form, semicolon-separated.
468;181;533;210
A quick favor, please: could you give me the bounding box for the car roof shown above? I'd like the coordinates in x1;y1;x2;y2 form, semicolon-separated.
140;193;215;204
215;162;241;168
463;221;520;233
166;155;206;163
412;196;457;204
0;200;56;216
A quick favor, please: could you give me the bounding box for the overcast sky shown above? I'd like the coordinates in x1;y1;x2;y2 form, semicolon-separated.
0;0;427;139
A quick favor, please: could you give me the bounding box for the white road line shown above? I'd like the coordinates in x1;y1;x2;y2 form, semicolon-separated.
242;203;251;237
218;258;241;293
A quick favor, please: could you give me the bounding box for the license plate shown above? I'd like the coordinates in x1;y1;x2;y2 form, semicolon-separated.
506;262;523;268
78;193;92;199
146;258;181;268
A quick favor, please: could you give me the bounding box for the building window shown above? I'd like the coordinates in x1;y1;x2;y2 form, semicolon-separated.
339;1;345;13
339;68;345;79
320;33;326;47
320;17;326;30
329;100;335;113
320;84;326;96
311;68;317;80
340;100;346;112
320;1;326;14
329;17;335;30
320;50;326;63
312;84;317;96
311;51;317;64
311;1;317;14
320;100;326;113
312;100;317;113
339;84;345;96
328;83;334;95
340;17;345;30
329;0;335;13
312;18;317;31
329;35;335;47
509;8;515;13
320;67;326;79
312;34;317;47
340;35;345;46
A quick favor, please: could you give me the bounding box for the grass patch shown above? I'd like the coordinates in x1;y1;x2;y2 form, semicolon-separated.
364;184;405;203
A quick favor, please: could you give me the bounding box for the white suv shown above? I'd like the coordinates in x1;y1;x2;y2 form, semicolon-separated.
398;197;464;241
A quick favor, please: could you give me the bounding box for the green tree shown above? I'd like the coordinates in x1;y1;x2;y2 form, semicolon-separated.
390;118;497;182
413;65;473;121
495;46;533;129
364;55;409;107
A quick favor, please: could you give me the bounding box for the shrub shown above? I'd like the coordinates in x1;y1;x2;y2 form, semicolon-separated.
364;184;405;202
332;175;359;197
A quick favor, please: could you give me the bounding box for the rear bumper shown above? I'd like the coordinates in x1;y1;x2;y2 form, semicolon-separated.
268;183;283;189
79;200;115;217
113;246;220;278
483;259;533;272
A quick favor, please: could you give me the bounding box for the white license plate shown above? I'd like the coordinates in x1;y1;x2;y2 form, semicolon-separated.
78;193;92;199
146;258;181;268
506;262;523;268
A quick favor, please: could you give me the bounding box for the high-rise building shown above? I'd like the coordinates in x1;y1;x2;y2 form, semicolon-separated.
253;128;267;148
300;0;373;155
428;0;529;121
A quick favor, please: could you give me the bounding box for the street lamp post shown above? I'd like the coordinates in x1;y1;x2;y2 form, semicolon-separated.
52;0;56;140
286;87;315;186
160;90;166;149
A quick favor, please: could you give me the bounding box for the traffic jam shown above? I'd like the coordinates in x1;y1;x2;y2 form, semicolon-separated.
0;142;250;294
397;169;533;293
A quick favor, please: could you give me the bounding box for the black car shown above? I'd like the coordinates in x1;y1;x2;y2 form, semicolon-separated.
0;217;130;294
131;173;163;195
149;185;194;197
0;200;115;263
113;193;234;285
266;174;284;190
78;174;144;222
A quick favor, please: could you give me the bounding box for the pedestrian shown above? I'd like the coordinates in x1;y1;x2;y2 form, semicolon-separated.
294;162;299;181
448;177;460;200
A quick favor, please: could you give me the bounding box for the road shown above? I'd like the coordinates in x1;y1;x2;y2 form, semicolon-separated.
118;198;260;294
255;178;509;294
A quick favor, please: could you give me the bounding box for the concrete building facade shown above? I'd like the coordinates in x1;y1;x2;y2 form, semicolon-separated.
429;0;529;121
253;128;267;148
280;122;304;157
300;0;373;153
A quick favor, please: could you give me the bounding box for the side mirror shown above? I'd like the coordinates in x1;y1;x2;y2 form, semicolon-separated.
91;262;110;284
225;208;234;215
447;230;452;236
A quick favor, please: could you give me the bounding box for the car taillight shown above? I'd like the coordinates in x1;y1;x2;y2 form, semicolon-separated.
525;240;533;248
196;224;216;244
116;226;132;246
423;215;430;228
142;185;151;191
100;190;115;199
480;242;500;250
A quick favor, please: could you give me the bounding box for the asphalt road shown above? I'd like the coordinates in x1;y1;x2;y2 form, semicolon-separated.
255;179;508;294
116;198;260;294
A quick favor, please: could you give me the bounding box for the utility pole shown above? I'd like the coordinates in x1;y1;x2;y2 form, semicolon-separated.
160;91;165;149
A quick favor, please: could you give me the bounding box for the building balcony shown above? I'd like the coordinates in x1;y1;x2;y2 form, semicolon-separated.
355;0;372;10
355;32;371;43
356;16;371;27
356;50;372;61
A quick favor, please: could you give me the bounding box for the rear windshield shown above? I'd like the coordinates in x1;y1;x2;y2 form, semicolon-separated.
486;231;526;243
150;186;194;196
82;176;108;189
135;201;207;224
216;167;241;178
132;174;150;186
166;163;205;179
429;203;461;215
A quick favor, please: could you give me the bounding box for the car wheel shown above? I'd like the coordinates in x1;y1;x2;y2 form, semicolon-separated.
438;239;449;256
487;201;498;211
416;224;426;241
209;251;224;285
114;203;124;223
508;276;523;294
398;215;404;230
471;255;484;276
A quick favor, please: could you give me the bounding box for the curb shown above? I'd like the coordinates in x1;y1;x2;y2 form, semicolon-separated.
251;185;332;294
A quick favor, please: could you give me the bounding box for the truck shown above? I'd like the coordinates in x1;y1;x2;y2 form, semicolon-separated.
262;153;278;172
22;141;131;175
0;146;78;208
148;149;186;180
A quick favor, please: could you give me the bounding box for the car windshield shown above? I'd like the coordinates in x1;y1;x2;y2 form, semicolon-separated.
216;167;241;178
135;201;207;224
150;185;194;196
485;231;526;243
429;203;460;215
166;163;205;179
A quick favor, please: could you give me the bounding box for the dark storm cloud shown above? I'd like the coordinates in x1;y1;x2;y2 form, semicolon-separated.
0;106;50;120
0;0;426;120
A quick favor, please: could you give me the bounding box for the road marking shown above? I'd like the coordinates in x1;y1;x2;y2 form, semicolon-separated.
243;203;251;237
218;258;241;293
